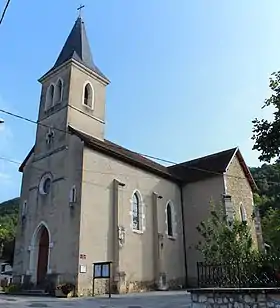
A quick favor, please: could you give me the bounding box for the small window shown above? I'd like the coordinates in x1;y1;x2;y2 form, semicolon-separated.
166;201;176;238
69;185;77;204
45;84;55;110
83;83;93;108
22;201;27;218
39;174;52;195
167;202;173;237
240;203;247;222
54;78;63;104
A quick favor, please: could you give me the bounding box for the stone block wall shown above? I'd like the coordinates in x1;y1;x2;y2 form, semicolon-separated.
190;289;280;308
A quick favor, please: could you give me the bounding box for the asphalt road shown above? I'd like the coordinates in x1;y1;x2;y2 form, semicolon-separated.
0;290;191;308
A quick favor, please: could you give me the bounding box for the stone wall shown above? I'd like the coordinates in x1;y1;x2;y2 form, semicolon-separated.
225;155;259;247
190;289;280;308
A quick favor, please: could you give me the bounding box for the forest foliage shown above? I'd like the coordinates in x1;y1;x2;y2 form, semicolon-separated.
0;197;19;264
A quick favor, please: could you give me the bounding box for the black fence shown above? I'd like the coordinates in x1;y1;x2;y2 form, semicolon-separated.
197;259;280;288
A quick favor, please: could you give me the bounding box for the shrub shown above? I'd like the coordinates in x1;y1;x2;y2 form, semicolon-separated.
4;283;22;294
56;283;75;295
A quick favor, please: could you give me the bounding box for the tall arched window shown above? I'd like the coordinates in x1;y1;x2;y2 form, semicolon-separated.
69;185;77;204
166;202;173;237
240;203;247;222
22;200;27;218
132;193;140;230
83;82;94;108
54;78;63;104
45;84;55;110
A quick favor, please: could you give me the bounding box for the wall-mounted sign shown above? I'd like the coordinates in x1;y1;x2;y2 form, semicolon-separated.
80;265;87;273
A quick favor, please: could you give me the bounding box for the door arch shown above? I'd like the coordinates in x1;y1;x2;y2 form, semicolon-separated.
29;222;51;284
37;226;49;284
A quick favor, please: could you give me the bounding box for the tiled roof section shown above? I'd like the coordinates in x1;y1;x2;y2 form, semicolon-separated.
48;17;108;80
168;148;238;183
68;126;179;182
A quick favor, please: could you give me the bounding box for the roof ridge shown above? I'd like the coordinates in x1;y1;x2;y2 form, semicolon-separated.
68;126;177;181
171;147;238;168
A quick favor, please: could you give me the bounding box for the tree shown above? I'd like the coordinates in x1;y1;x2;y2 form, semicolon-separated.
252;71;280;163
261;208;280;256
196;202;256;264
0;197;19;264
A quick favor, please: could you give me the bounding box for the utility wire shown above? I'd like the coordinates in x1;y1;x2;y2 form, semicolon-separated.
0;156;163;195
0;108;192;167
0;108;70;135
0;0;11;25
0;107;267;185
0;154;277;188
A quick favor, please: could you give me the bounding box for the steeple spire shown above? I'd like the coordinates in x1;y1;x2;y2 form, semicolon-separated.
50;17;107;80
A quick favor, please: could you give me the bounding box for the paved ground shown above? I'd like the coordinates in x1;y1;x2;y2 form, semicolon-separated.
0;291;191;308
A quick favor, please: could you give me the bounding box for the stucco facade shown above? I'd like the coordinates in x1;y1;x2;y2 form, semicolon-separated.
77;147;185;295
13;134;84;287
183;176;225;286
13;16;261;296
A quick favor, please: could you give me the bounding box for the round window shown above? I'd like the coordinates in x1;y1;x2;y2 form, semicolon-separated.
39;174;52;195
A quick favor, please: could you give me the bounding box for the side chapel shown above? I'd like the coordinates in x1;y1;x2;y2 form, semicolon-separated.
13;16;263;295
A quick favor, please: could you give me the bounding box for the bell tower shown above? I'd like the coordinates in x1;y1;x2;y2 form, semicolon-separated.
13;14;110;286
35;15;110;156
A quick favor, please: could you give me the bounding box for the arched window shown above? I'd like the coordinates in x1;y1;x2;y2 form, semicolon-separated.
132;193;140;230
240;203;247;222
83;82;94;108
22;200;27;218
131;190;144;232
69;185;77;204
166;201;176;238
167;202;173;236
54;78;63;104
45;84;55;110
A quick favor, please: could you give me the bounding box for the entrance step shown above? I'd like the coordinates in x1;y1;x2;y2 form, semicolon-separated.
16;289;51;297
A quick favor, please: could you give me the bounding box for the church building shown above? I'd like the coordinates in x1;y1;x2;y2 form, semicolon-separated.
13;16;262;296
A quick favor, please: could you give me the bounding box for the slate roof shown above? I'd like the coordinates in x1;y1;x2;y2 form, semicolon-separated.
168;148;237;183
168;147;257;190
19;128;256;191
46;17;108;81
68;126;178;182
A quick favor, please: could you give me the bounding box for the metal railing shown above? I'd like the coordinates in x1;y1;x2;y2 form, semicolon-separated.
197;260;280;288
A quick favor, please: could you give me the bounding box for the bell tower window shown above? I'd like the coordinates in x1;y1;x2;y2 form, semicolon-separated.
45;84;55;110
54;78;63;104
83;82;94;109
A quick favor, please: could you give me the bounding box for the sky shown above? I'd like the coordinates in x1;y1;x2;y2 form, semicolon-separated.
0;0;279;202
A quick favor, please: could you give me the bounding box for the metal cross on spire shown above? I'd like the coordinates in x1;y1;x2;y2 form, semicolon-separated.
77;4;85;17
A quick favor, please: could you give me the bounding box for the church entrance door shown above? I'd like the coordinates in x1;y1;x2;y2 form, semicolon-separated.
36;226;49;285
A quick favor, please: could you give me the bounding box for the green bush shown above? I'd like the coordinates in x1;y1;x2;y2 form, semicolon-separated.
4;283;22;294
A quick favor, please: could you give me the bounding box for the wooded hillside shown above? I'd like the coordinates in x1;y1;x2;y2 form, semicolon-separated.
0;197;19;264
